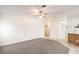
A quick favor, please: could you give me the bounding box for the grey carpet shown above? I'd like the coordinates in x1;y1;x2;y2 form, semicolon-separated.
0;38;69;54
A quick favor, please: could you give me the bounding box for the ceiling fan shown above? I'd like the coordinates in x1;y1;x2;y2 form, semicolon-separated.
33;5;48;18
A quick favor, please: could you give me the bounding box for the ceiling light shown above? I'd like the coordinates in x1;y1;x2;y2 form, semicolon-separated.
33;5;48;18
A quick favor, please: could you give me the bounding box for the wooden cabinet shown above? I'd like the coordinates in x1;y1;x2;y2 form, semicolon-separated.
68;33;79;45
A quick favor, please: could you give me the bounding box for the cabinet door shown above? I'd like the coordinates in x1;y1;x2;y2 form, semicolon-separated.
75;35;79;44
68;33;77;43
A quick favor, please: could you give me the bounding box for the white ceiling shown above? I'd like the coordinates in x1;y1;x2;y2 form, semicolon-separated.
0;5;79;16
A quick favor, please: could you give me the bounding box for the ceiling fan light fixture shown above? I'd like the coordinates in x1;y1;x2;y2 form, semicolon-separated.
33;5;48;18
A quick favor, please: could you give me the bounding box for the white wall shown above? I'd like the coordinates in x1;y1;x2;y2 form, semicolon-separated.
0;6;44;46
50;15;68;39
50;11;79;40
